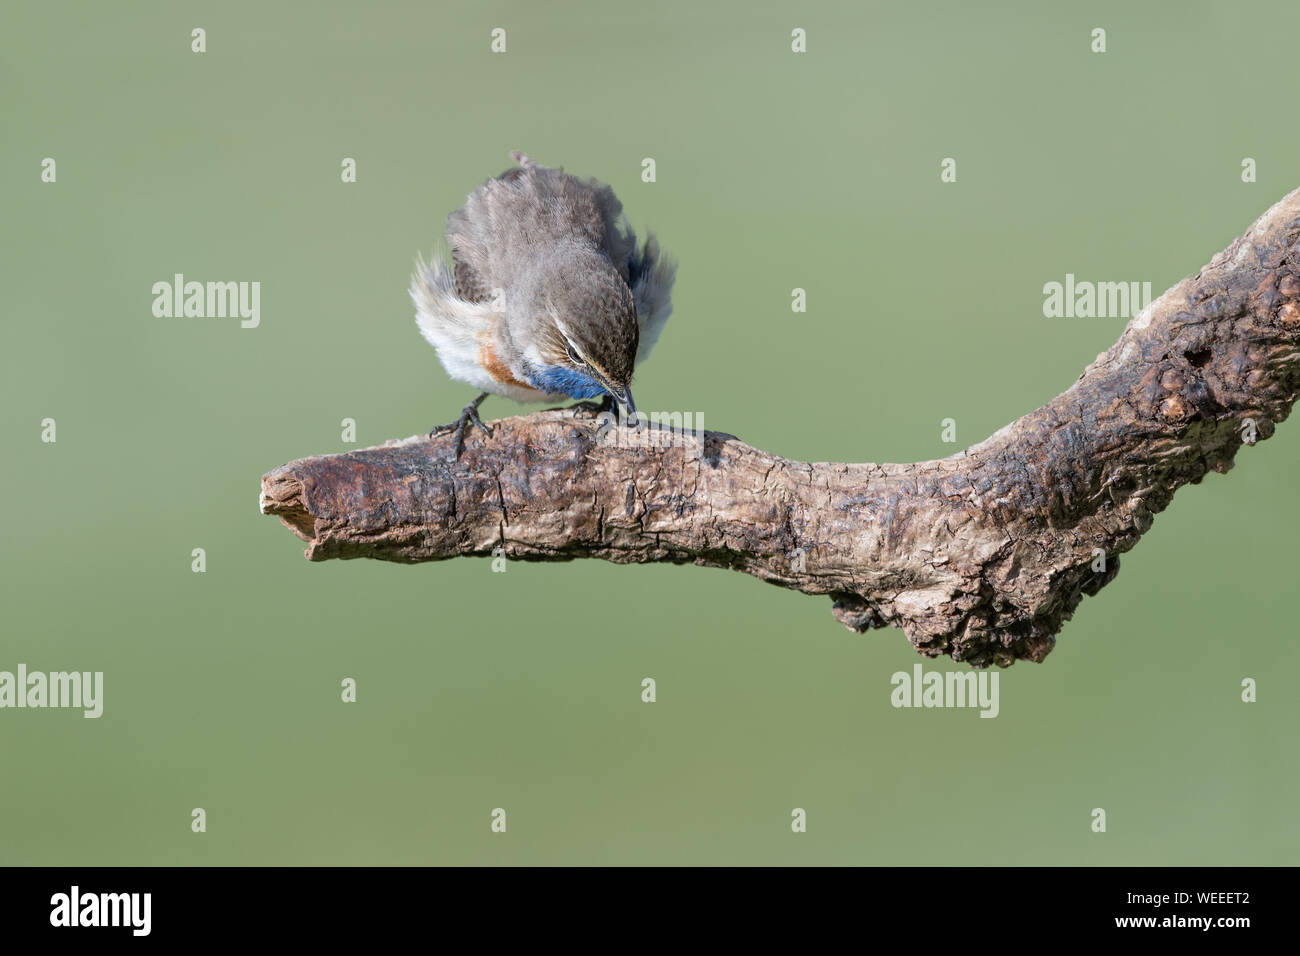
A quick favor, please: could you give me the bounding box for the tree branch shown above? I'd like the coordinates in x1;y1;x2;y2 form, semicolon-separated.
260;188;1300;666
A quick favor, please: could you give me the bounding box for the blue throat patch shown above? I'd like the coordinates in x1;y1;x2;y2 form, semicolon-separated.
526;363;608;400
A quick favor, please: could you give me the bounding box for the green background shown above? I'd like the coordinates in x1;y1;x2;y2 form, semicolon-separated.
3;0;1296;865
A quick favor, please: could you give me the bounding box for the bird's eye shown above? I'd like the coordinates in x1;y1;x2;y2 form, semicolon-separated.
566;345;585;366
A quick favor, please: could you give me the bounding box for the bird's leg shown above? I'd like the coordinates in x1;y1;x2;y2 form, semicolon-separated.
570;394;614;418
428;392;493;457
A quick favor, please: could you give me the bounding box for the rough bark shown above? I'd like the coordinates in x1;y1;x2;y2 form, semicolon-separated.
261;188;1300;666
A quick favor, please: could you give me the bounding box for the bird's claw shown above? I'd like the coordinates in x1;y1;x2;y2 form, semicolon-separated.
428;393;492;458
570;395;614;418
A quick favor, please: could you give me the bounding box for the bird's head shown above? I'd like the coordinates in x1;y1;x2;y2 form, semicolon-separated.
526;261;639;419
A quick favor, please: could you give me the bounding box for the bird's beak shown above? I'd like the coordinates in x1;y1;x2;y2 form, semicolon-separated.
608;385;638;425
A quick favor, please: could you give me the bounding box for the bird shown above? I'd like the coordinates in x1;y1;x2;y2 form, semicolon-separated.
410;151;676;455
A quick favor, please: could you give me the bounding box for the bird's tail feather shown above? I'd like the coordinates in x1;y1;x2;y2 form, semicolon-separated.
629;234;677;365
410;248;494;349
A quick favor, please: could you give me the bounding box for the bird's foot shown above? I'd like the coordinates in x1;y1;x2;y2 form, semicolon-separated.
428;392;492;457
570;394;614;419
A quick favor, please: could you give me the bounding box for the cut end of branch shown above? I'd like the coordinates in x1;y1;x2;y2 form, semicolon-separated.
260;471;314;543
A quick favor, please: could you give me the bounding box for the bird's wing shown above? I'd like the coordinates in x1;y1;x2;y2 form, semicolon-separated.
444;157;541;298
445;189;502;302
451;251;492;303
